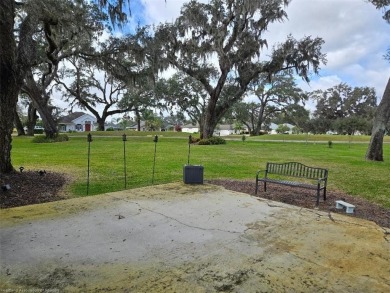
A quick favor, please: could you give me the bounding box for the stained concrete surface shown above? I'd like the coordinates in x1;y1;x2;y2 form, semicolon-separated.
1;183;389;292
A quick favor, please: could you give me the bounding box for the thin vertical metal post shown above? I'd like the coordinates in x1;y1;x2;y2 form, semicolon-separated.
152;135;158;184
122;134;127;189
187;135;192;165
87;133;92;195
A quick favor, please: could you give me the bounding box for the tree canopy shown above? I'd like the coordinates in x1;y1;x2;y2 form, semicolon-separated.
154;0;326;138
311;83;377;135
231;71;307;135
369;0;390;22
1;0;107;172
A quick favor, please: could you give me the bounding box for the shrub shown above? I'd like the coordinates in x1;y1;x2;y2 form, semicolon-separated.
198;139;211;145
32;134;69;143
106;127;115;131
198;136;226;145
208;136;226;145
190;136;200;144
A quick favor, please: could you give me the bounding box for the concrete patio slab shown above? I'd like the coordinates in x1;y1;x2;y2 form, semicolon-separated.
1;183;389;292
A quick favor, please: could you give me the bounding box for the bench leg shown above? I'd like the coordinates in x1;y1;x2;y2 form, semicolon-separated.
316;188;320;206
264;181;267;192
323;187;327;201
255;180;259;195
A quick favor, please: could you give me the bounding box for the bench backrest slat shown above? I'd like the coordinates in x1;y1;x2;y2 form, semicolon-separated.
266;162;327;180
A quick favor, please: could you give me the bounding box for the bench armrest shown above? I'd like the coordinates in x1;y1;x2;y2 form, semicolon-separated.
317;177;328;184
256;169;267;179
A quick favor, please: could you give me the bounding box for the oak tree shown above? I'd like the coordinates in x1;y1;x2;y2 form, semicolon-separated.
154;0;326;138
0;0;108;173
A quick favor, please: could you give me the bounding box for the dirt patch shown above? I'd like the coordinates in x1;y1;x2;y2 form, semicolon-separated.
1;172;389;228
207;179;390;228
0;171;68;208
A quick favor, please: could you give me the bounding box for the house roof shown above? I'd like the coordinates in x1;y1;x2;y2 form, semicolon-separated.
58;112;86;124
217;124;233;130
269;123;294;130
182;124;199;128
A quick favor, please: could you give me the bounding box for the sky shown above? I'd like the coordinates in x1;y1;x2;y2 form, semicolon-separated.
127;0;389;101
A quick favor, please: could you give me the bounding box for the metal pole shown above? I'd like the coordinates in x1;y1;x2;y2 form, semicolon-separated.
87;133;92;195
152;135;158;184
187;135;192;165
122;134;127;189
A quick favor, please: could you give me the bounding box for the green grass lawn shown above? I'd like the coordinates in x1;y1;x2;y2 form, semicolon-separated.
10;133;390;208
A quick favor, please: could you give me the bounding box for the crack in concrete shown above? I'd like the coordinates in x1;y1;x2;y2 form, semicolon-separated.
110;194;390;245
111;196;243;235
328;211;336;222
382;228;390;243
302;208;379;229
266;202;283;208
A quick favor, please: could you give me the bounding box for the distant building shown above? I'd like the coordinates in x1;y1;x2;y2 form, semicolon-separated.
214;124;234;136
182;124;199;133
58;112;96;132
127;121;146;131
182;123;249;136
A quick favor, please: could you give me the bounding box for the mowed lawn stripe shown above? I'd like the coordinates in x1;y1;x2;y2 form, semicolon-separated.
10;135;390;208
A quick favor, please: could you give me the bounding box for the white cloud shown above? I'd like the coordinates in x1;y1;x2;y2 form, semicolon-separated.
298;75;343;92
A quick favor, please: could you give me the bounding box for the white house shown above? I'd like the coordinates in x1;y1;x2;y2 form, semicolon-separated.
58;112;97;132
127;121;147;131
182;124;199;133
182;123;248;136
214;124;234;136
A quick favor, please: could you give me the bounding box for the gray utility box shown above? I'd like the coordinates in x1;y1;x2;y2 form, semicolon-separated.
183;165;204;184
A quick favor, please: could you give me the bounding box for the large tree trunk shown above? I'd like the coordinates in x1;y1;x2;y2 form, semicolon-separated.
23;70;59;138
26;104;38;136
96;117;105;131
135;109;141;131
366;77;390;161
202;100;218;139
14;109;26;136
253;103;266;136
38;103;58;138
1;1;37;173
0;0;18;173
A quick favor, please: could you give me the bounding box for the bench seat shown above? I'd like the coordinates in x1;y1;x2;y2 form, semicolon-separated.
256;162;328;206
260;178;319;190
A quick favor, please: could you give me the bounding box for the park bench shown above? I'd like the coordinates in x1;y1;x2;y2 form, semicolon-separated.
255;162;328;206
